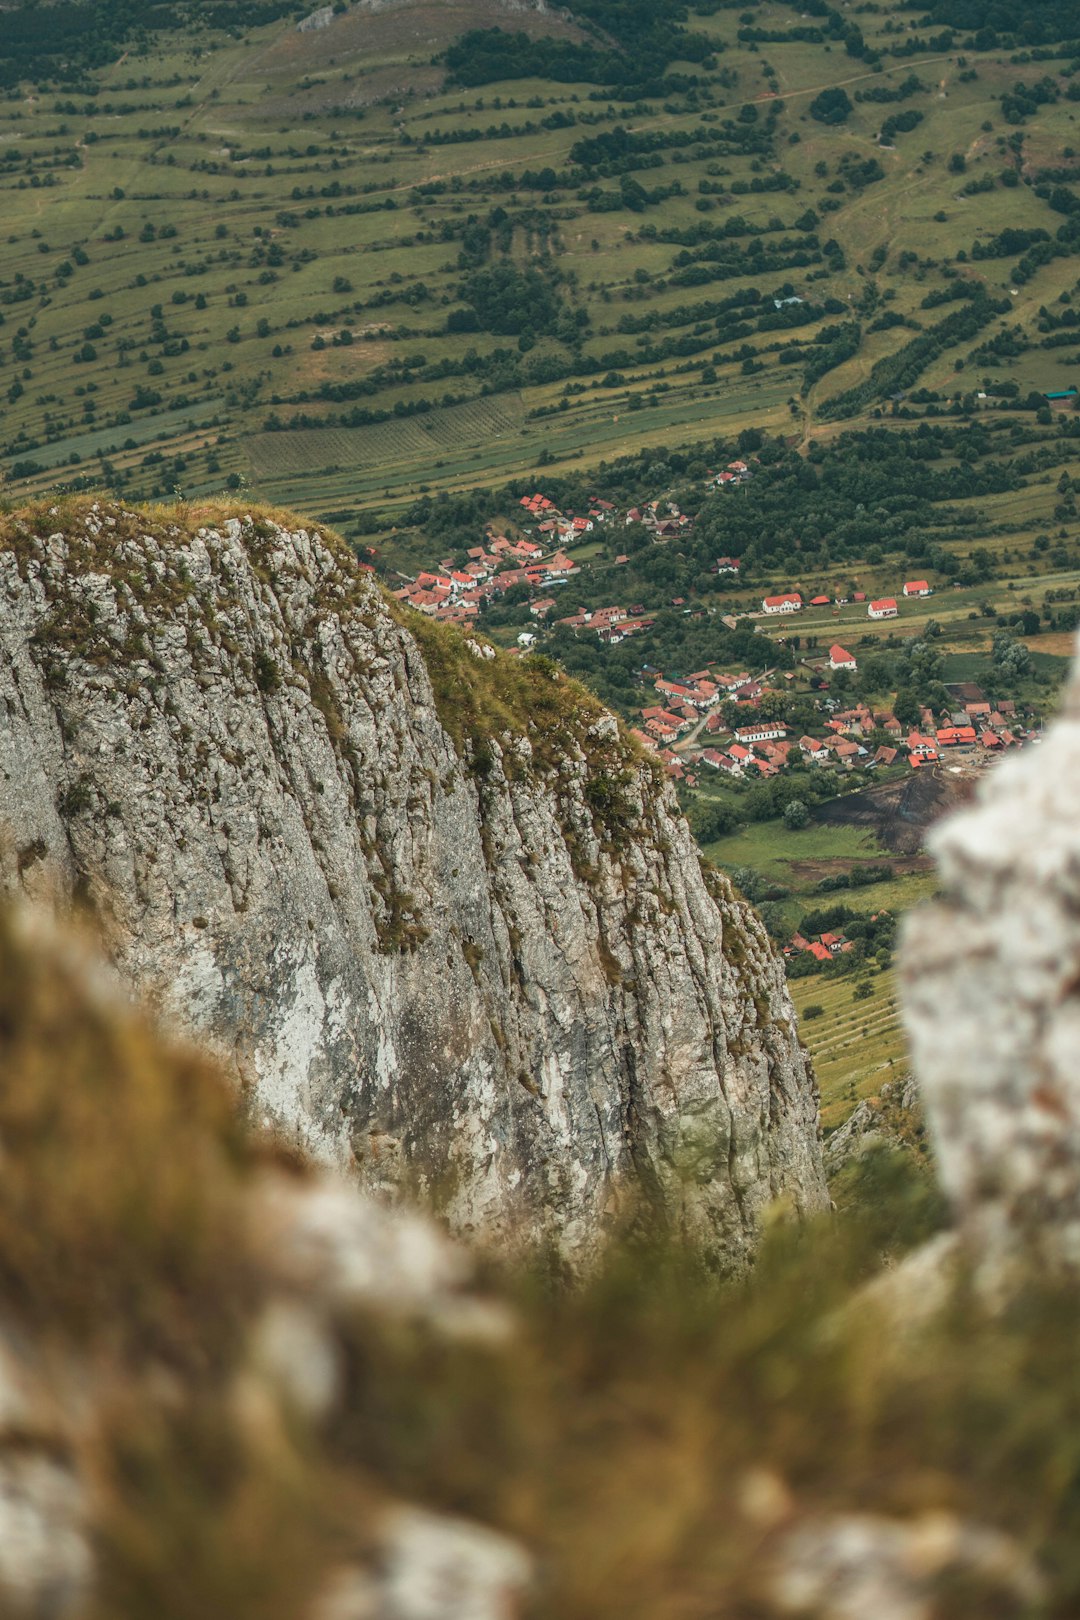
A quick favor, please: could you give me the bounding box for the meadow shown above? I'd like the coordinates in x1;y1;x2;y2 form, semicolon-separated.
4;0;1080;554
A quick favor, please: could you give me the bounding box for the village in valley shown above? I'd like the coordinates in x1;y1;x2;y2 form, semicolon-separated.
385;451;1059;996
389;462;1042;789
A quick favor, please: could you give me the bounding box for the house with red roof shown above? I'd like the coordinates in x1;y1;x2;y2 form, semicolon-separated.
903;580;932;597
761;593;803;614
937;725;977;748
543;551;576;579
810;594;831;607
828;644;857;671
868;598;898;619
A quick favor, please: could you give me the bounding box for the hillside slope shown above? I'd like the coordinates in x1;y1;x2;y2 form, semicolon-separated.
9;0;1080;524
0;498;825;1262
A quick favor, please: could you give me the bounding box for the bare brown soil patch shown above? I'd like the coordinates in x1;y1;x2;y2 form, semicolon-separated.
787;854;934;883
814;768;977;855
1028;631;1079;658
293;338;394;389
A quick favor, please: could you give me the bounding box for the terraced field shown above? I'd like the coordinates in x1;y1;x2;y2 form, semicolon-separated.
791;968;908;1132
246;393;528;479
6;0;1080;545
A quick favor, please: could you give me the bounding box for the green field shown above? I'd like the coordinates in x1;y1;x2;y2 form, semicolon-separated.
5;0;1080;546
791;967;909;1132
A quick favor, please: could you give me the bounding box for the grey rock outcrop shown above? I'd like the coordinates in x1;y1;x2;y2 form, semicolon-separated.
822;1075;923;1176
901;634;1080;1274
297;5;336;30
770;1510;1043;1620
0;500;825;1264
0;902;530;1620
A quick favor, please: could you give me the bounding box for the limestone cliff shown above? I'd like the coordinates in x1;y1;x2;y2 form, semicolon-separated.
0;498;825;1261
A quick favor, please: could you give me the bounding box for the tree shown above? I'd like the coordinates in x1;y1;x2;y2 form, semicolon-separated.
992;632;1032;677
810;87;853;126
783;799;810;831
893;688;920;728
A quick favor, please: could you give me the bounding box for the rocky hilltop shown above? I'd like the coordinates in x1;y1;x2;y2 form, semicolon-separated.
0;498;825;1262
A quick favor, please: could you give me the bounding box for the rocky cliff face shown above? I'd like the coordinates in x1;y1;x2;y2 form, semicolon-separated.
0;498;825;1262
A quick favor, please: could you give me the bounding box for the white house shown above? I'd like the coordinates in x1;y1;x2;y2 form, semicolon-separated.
761;593;802;614
903;580;932;597
734;722;787;744
828;643;858;671
868;598;898;619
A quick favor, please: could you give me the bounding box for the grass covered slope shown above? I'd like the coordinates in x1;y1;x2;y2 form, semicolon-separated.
5;0;1080;532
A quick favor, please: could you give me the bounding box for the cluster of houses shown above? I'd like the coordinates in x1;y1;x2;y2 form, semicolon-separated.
519;489;695;545
785;929;855;964
624;643;1029;785
710;458;754;489
761;583;932;618
630;669;759;753
390;486;696;632
759;581;932;618
390;528;580;626
689;693;1026;783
